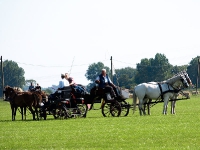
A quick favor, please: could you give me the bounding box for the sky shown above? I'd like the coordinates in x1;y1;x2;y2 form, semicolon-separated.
0;0;200;88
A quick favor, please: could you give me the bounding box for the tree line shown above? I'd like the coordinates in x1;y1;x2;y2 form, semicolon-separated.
85;53;200;90
1;53;199;96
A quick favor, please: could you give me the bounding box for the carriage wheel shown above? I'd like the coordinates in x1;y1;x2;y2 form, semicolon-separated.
120;100;130;116
101;102;111;117
53;105;69;119
102;101;121;117
76;104;88;118
110;101;121;117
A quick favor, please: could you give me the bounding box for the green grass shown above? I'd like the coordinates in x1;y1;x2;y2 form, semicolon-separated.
0;96;200;150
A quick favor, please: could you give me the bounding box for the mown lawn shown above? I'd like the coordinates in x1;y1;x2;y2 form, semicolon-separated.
0;96;200;150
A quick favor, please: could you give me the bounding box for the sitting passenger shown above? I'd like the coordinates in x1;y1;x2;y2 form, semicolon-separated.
35;83;41;91
57;74;69;98
65;73;75;85
58;74;69;90
65;73;87;95
28;82;35;92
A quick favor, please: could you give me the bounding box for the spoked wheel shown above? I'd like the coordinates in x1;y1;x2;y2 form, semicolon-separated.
102;101;121;117
53;105;69;119
120;100;130;116
101;102;111;117
76;104;88;118
110;101;121;117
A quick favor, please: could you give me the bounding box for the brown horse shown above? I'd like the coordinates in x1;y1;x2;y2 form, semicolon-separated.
3;86;42;121
12;87;27;120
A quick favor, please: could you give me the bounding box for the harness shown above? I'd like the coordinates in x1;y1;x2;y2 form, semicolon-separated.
157;82;181;100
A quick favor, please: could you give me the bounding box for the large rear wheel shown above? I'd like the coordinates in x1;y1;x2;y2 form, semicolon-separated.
120;100;130;116
53;105;69;119
76;104;88;117
102;101;121;117
110;101;121;117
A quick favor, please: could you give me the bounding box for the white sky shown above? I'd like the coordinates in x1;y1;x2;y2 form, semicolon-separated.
0;0;200;87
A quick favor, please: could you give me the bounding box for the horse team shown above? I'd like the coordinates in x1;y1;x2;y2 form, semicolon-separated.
3;86;47;121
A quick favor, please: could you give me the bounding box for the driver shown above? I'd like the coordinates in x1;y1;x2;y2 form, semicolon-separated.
95;69;118;99
28;82;35;92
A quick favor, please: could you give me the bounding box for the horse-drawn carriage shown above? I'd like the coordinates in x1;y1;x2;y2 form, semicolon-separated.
39;85;89;120
89;86;130;117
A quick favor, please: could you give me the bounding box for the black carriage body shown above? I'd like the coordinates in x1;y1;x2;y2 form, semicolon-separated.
39;85;89;120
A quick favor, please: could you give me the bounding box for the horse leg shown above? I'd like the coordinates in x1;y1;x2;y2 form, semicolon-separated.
147;99;152;115
28;106;36;120
13;107;17;121
138;102;145;116
142;98;149;115
35;107;39;120
24;107;26;120
171;100;176;114
139;105;143;116
143;104;146;115
138;98;146;116
11;106;15;121
163;98;168;115
21;107;23;120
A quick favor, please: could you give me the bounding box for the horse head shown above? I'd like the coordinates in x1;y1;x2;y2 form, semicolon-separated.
172;73;189;89
182;71;192;86
3;86;16;101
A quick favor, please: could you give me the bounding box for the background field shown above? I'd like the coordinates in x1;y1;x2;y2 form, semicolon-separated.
0;96;200;150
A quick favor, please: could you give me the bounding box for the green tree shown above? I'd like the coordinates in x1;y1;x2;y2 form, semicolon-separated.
43;88;53;95
135;53;173;84
85;62;110;82
85;62;110;90
0;60;25;96
23;79;37;91
135;58;151;83
113;67;137;89
187;56;200;87
171;65;188;75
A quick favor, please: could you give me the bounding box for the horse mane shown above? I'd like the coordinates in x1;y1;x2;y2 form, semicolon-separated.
164;72;186;85
13;87;24;92
164;75;181;85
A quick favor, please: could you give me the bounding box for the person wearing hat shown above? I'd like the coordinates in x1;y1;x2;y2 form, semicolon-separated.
95;69;118;99
58;73;69;89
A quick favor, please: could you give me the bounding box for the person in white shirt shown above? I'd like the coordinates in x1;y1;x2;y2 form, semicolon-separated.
58;74;69;89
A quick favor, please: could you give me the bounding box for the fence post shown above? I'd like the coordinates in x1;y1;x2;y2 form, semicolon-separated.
1;56;4;100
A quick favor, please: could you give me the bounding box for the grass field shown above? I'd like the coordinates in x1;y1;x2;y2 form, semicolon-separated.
0;96;200;150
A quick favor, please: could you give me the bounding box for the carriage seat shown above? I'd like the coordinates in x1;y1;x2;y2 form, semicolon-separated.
62;86;72;100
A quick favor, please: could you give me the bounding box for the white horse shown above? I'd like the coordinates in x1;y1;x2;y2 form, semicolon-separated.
133;72;192;115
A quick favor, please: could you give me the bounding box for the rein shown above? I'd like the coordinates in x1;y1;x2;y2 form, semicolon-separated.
157;82;182;101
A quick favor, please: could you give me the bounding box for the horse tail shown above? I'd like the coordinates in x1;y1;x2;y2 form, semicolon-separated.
132;88;137;114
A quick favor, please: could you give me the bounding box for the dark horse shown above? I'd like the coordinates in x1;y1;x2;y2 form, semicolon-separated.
3;87;26;120
3;86;42;121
